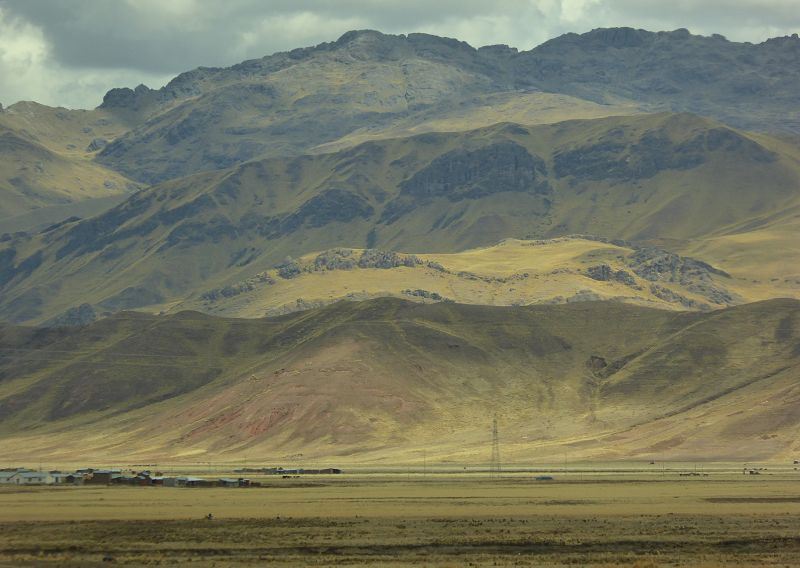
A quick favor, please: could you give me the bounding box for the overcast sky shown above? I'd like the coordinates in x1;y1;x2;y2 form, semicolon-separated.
1;0;798;109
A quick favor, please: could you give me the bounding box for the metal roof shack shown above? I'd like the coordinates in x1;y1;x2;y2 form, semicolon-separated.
218;478;251;487
164;476;216;488
15;471;54;485
0;471;22;484
51;473;84;485
85;470;122;485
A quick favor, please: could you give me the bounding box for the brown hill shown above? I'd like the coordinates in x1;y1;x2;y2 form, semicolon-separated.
0;298;797;464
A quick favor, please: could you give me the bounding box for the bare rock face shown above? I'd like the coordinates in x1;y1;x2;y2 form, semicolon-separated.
86;138;108;152
554;123;777;182
358;249;421;269
401;141;549;200
313;249;357;271
586;265;638;287
402;288;451;302
284;189;374;232
382;141;550;223
99;84;157;110
275;257;302;279
629;249;736;306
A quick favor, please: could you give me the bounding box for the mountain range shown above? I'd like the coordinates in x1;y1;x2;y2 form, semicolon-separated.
0;27;798;463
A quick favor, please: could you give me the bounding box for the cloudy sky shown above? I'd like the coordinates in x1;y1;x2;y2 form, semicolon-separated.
1;0;798;109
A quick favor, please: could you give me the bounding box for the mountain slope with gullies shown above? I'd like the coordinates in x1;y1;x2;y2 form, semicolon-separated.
0;298;798;463
1;112;799;324
91;28;800;184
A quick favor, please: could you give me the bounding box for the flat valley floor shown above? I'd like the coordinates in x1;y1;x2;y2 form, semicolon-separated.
1;469;799;566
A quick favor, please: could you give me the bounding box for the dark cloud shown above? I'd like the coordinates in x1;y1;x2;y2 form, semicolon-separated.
1;0;534;73
0;0;797;108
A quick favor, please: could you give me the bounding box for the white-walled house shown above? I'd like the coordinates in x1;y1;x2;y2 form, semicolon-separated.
0;470;54;485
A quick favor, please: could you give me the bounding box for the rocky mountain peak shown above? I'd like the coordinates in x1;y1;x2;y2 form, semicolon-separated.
334;29;389;46
99;83;156;109
581;27;651;47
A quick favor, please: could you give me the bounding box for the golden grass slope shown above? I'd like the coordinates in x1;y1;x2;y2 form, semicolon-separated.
0;298;798;464
172;237;768;319
0;102;140;224
0;101;133;156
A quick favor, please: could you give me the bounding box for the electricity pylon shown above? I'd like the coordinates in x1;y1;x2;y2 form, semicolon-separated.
490;415;501;475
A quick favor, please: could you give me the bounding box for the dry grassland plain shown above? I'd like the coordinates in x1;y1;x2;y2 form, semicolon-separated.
1;468;799;566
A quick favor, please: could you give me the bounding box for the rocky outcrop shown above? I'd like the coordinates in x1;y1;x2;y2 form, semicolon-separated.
627;248;735;305
255;190;376;239
313;249;357;271
402;289;452;302
201;273;274;303
553;129;718;181
357;249;421;269
382;141;549;223
98;84;159;111
86;138;108;152
285;189;374;232
586;264;638;287
275;257;302;279
649;284;708;310
400;141;548;200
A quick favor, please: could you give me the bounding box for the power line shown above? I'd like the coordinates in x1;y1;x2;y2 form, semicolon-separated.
490;415;501;476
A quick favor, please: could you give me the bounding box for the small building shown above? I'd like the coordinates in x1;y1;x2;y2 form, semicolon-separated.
0;471;20;484
16;471;54;485
51;473;84;485
163;477;181;487
0;469;53;485
165;476;216;488
85;469;122;485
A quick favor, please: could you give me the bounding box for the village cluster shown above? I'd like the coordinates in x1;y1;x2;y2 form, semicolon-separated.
0;466;342;487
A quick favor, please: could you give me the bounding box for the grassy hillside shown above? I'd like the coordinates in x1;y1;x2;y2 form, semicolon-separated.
310;91;641;154
170;237;751;319
0;298;797;463
0;102;141;226
0;101;135;155
1;112;798;324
